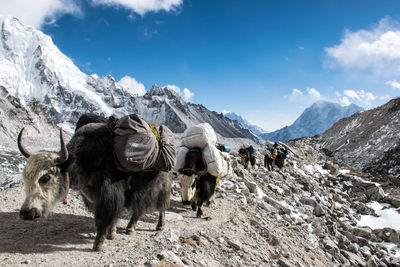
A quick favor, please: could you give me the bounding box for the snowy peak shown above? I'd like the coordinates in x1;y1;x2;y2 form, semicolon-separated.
0;16;260;143
224;111;266;135
262;100;363;142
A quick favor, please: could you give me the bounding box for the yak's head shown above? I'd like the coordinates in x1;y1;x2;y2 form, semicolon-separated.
178;173;196;205
18;128;69;220
178;148;206;205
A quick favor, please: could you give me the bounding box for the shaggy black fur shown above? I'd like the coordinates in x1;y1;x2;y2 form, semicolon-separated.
179;147;206;176
64;114;171;250
191;173;217;218
179;148;216;218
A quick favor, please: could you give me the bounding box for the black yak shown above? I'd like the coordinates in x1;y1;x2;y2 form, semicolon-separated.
178;148;218;218
18;114;171;251
238;146;256;169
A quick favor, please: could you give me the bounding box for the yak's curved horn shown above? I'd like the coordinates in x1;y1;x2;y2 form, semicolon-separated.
55;128;68;165
17;128;31;158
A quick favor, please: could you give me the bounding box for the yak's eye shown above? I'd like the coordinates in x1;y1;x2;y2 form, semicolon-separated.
39;174;51;184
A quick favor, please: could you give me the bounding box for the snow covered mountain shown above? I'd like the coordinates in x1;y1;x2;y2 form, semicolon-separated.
317;97;400;179
262;100;363;142
0;16;260;143
223;111;266;136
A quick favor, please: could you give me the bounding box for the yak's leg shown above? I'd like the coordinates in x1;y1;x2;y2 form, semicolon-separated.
156;210;165;231
106;224;116;240
93;184;123;251
191;201;197;211
196;201;204;218
93;228;106;251
126;213;139;235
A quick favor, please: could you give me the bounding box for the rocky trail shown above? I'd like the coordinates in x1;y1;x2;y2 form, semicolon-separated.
1;139;400;266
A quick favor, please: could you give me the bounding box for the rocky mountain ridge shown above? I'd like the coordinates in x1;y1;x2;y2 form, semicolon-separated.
317;97;400;180
262;100;363;142
223;111;267;136
0;16;261;143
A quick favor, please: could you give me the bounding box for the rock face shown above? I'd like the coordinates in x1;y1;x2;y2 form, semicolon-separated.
0;85;64;188
317;97;400;179
0;16;261;143
262;100;363;142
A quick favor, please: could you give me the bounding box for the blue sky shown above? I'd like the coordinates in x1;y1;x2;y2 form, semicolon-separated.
2;0;400;131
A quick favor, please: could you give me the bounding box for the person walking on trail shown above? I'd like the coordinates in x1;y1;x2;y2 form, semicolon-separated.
264;150;274;171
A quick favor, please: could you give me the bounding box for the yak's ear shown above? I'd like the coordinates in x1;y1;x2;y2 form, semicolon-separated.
57;159;70;173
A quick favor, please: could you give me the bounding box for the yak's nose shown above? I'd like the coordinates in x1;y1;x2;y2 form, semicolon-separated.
20;208;41;220
182;200;191;205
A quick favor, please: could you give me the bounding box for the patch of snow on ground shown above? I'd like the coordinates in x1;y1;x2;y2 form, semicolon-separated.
339;169;350;174
254;184;266;199
353;176;381;187
292;161;307;177
358;201;400;230
382;242;400;258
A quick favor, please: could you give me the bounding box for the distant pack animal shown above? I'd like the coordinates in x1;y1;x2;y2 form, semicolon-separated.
274;149;288;169
177;148;217;217
264;153;274;171
18;113;171;251
238;146;256;169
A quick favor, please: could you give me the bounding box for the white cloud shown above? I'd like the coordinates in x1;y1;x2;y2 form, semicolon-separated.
1;0;182;29
0;0;81;29
298;46;305;50
284;88;302;100
385;80;400;89
90;0;183;16
343;90;359;99
182;88;194;102
285;87;322;102
163;85;194;102
325;17;400;75
307;88;321;100
340;96;351;106
164;84;180;94
343;89;376;105
284;88;323;105
292;88;303;95
119;75;146;96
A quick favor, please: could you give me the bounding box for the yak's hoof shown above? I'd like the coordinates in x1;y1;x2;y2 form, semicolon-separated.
93;239;106;251
106;232;115;240
191;203;197;211
196;210;203;218
125;227;135;235
106;228;116;240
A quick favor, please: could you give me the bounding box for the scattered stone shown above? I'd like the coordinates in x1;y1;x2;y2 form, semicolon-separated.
180;235;201;247
157;250;184;266
227;239;242;250
277;258;291;267
350;226;373;239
